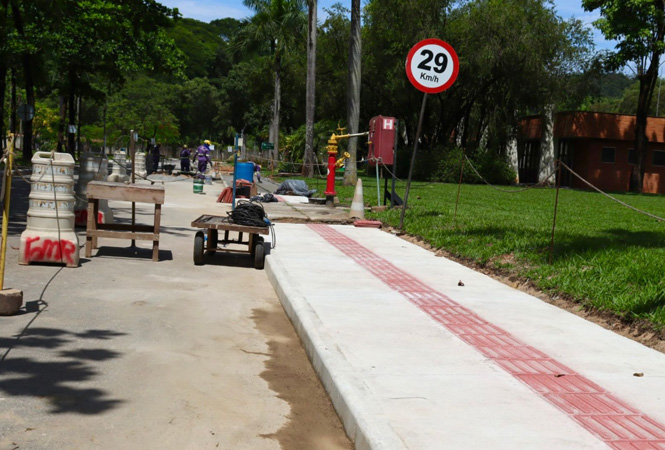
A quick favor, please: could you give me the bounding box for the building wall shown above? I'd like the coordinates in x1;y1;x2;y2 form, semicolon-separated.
570;139;665;194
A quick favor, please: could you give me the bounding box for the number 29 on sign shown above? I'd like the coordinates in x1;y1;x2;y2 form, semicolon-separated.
405;38;459;94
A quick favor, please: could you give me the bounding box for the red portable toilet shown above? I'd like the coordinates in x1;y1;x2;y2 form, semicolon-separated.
368;116;396;167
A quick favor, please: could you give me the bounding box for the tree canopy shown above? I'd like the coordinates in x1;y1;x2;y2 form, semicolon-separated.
1;0;627;183
582;0;665;192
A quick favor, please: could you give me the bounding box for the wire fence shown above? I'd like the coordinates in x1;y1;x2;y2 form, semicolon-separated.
448;155;665;263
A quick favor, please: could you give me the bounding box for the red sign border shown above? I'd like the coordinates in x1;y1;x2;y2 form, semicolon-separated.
405;38;459;94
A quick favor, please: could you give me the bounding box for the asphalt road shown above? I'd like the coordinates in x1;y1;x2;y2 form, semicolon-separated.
0;172;351;450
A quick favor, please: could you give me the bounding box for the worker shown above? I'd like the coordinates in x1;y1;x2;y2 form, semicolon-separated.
253;161;262;183
180;145;191;173
194;139;212;175
151;143;161;174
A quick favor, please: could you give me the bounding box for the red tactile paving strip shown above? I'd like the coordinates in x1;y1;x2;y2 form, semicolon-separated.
308;224;665;449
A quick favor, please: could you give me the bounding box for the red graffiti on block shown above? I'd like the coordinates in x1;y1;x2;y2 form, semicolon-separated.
74;209;103;226
24;236;77;265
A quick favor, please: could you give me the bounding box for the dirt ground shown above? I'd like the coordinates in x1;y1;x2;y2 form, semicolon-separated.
252;306;352;450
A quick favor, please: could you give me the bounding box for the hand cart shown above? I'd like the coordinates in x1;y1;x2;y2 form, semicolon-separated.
191;214;269;269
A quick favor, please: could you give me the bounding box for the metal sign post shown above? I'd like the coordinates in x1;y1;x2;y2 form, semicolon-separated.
399;38;459;229
130;130;136;247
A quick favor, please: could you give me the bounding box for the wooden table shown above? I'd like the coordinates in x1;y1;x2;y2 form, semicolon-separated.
86;181;165;261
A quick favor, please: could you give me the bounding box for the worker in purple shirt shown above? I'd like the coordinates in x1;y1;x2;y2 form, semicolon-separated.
180;145;191;172
253;161;262;183
194;140;212;175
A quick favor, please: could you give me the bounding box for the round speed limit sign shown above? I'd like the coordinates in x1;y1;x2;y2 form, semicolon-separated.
405;38;459;94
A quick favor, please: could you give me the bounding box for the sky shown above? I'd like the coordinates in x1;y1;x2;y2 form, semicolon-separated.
158;0;616;51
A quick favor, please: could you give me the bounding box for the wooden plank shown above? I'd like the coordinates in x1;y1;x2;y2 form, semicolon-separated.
87;230;158;241
190;214;270;235
87;181;165;204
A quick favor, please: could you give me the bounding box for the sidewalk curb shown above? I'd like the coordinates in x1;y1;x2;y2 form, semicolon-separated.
265;256;405;450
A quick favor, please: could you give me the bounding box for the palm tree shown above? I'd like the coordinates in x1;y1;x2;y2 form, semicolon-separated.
344;0;361;186
241;0;307;167
302;0;317;177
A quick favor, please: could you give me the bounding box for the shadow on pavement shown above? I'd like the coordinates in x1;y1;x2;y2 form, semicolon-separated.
199;248;261;269
0;326;126;414
92;246;174;261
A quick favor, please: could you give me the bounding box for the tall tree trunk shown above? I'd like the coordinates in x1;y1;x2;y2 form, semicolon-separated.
0;60;5;151
630;1;665;193
10;0;34;162
68;72;76;156
631;56;660;193
344;0;361;186
57;96;66;152
303;0;317;177
10;69;17;134
0;0;6;149
76;95;82;158
271;53;282;167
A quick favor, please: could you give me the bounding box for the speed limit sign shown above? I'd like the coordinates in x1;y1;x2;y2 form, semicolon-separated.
405;38;459;94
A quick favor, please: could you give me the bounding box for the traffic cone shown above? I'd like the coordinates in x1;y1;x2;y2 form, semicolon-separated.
349;179;365;219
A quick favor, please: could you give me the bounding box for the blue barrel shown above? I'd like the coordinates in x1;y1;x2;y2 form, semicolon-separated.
236;162;254;183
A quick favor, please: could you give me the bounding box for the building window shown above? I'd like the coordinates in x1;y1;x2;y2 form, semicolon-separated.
628;148;637;164
601;147;615;163
653;150;665;166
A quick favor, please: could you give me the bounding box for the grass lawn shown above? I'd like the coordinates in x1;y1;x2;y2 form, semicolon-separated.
274;173;665;327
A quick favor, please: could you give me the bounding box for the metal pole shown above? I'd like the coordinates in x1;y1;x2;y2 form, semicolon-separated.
130;130;136;247
549;159;562;264
232;151;238;210
375;162;380;206
0;135;16;290
102;104;107;155
399;93;428;229
391;120;398;208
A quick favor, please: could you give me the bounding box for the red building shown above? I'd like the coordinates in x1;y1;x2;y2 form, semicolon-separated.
518;111;665;194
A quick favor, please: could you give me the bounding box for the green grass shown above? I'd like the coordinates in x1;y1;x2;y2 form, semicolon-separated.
274;174;665;327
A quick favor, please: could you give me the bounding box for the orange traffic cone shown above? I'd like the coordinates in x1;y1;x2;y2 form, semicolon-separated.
349;179;365;219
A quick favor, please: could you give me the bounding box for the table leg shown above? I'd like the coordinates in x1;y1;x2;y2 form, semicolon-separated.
152;203;161;262
92;199;100;249
85;199;96;257
131;201;136;247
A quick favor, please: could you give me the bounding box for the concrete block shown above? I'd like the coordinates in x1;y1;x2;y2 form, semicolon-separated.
0;288;23;316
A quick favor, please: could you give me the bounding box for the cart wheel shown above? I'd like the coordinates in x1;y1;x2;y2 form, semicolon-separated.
208;229;218;253
254;241;265;270
194;231;205;265
251;236;264;257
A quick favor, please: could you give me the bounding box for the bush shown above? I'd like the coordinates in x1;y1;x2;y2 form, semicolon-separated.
278;161;302;173
432;147;516;185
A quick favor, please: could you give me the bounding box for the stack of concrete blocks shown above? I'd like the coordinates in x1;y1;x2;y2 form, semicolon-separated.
74;152;114;227
134;151;147;179
107;149;130;183
19;152;79;268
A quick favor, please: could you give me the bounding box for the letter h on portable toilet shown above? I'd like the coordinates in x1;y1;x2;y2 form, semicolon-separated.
19;152;79;267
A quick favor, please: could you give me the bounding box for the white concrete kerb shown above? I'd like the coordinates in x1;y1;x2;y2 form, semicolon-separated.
266;257;405;450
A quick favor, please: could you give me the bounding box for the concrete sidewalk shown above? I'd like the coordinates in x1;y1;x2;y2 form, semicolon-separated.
266;223;665;449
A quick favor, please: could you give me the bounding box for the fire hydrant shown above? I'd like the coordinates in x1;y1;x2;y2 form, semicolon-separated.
324;134;339;206
324;131;368;207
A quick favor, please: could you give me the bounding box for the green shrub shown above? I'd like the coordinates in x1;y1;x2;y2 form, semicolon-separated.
278;161;302;173
432;147;516;185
